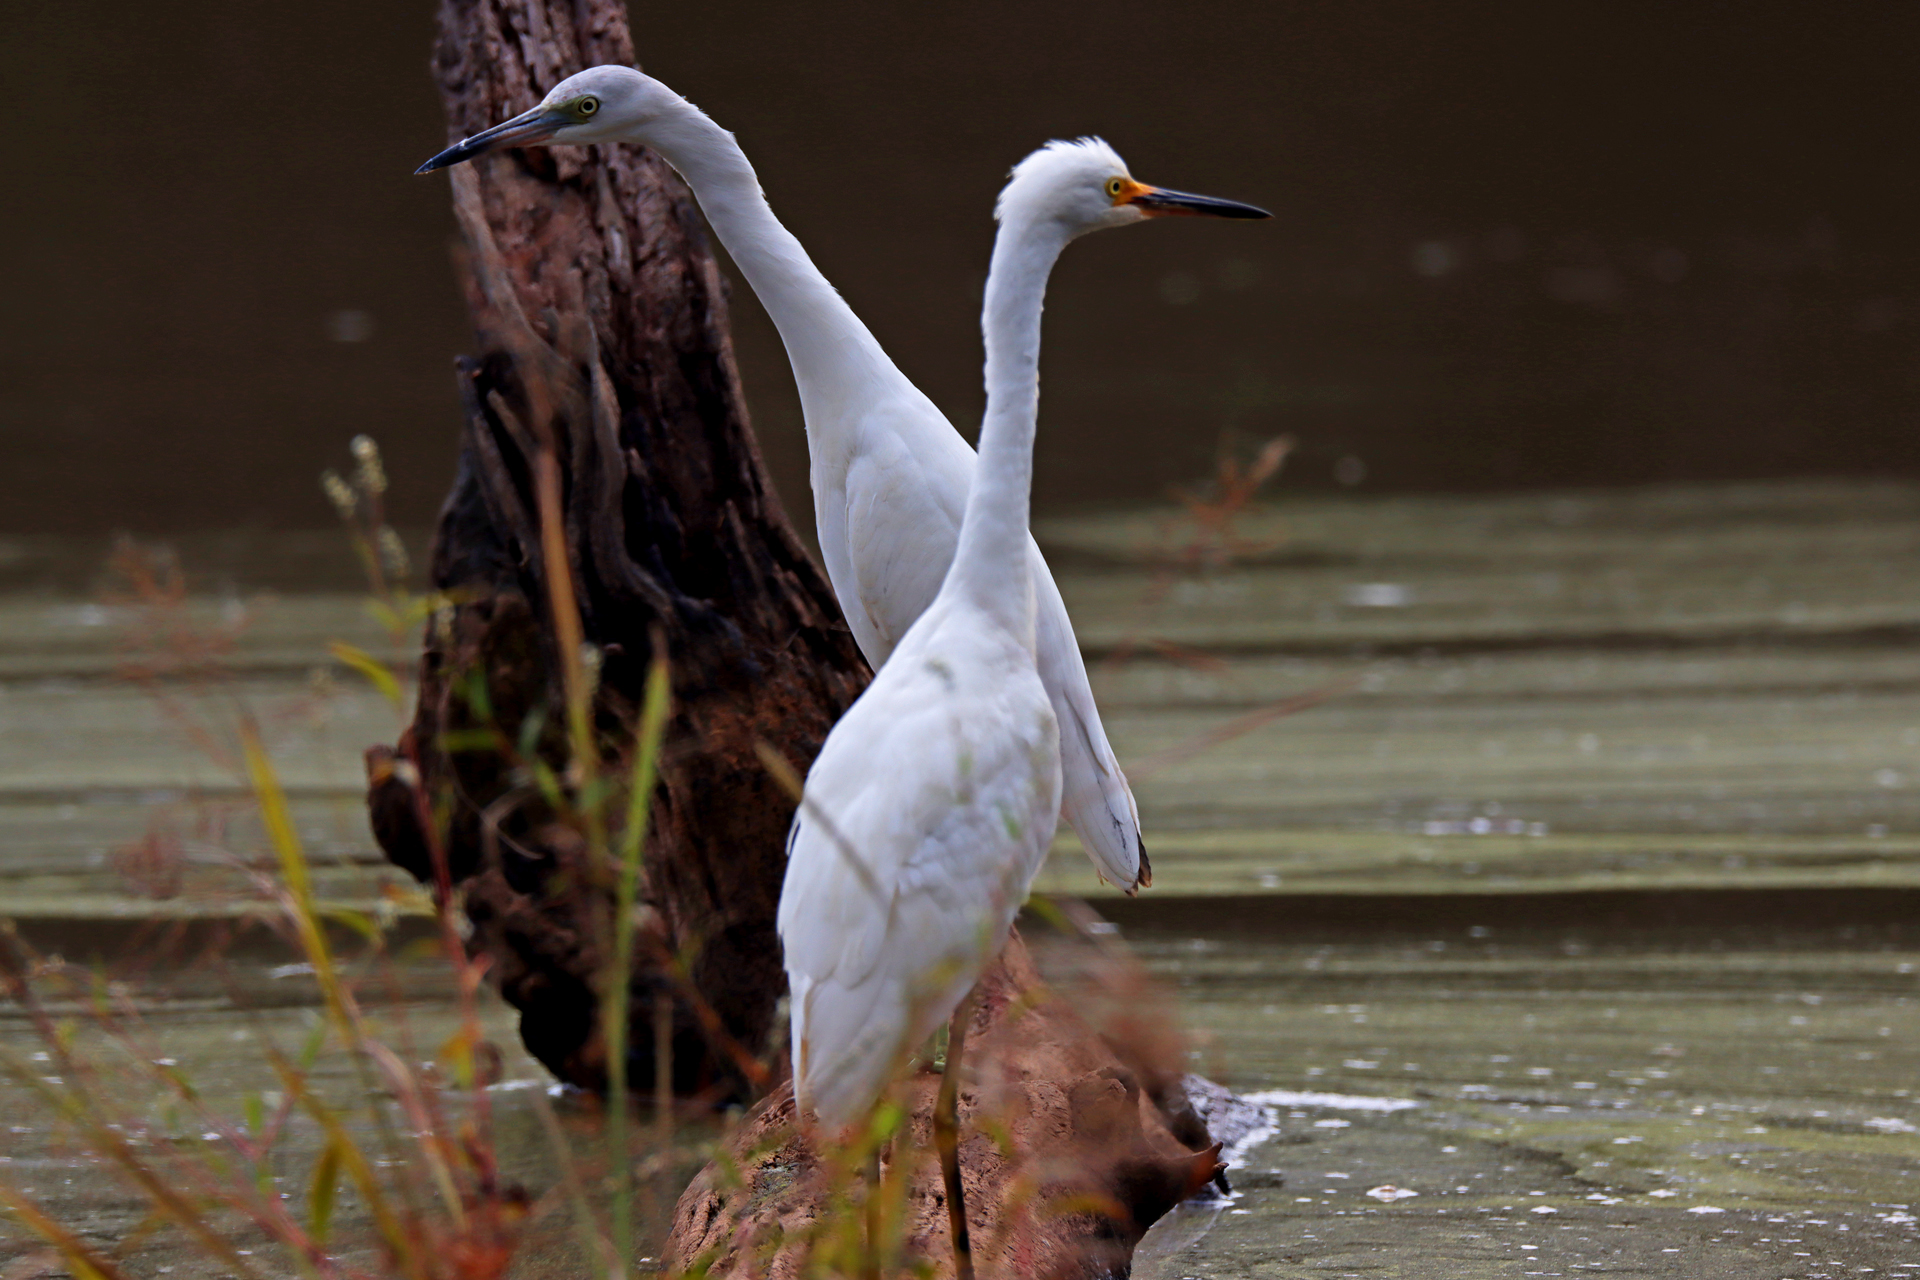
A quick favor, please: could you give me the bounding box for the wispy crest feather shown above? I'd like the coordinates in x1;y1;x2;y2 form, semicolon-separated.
995;137;1127;223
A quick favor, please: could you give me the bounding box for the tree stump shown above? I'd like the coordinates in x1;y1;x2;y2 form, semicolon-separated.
363;5;1236;1270
365;0;868;1100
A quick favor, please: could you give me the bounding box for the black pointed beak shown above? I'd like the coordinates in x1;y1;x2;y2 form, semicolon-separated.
415;105;566;174
1130;186;1271;220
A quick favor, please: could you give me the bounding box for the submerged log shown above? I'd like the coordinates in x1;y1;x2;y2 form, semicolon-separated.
668;932;1228;1279
365;0;868;1099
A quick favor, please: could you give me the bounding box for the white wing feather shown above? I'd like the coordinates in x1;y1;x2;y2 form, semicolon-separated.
778;609;1061;1127
836;429;962;663
816;413;1144;890
1029;543;1146;889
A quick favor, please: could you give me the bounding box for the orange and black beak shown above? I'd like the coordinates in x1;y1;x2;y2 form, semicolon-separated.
415;104;568;174
1116;178;1270;220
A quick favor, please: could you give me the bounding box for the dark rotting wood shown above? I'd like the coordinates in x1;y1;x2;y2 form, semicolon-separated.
365;0;869;1101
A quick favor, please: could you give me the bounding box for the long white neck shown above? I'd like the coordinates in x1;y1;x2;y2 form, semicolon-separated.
633;95;911;436
944;211;1070;641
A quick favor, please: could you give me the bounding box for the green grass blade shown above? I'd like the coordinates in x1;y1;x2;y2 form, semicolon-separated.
606;651;672;1280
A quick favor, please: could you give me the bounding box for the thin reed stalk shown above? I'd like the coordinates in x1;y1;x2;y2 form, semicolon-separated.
604;653;673;1279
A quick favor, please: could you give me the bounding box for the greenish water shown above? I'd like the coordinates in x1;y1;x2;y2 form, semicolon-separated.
1127;909;1919;1277
0;951;716;1275
3;482;1918;1275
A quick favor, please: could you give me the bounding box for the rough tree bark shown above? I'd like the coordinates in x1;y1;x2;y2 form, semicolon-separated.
364;0;869;1099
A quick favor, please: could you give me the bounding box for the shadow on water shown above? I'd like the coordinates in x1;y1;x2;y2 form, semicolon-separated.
1105;886;1920;947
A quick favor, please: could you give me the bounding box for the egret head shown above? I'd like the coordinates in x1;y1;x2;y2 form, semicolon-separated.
994;138;1269;237
416;65;667;173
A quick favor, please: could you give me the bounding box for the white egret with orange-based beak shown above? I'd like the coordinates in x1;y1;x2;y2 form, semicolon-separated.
772;138;1263;1275
418;67;1261;899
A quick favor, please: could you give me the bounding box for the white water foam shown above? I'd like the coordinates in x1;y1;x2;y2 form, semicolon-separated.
1210;1089;1421;1172
1242;1088;1422;1114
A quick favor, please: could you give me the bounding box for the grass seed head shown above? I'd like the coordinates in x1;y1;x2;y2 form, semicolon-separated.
378;527;410;578
321;469;358;520
351;434;387;496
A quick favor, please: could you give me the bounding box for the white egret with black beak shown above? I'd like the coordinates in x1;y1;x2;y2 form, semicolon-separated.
418;66;1196;896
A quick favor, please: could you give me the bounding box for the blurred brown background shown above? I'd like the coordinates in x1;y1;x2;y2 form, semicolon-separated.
4;0;1918;535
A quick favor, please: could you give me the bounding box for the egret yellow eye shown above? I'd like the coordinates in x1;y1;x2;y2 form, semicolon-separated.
578;96;600;117
1106;177;1126;199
